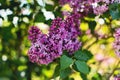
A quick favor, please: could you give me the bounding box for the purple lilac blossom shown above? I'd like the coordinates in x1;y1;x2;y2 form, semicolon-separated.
93;4;108;15
92;0;110;15
59;0;70;5
114;75;120;80
59;0;114;15
28;14;81;65
113;28;120;57
111;0;120;3
49;13;82;54
28;30;63;64
59;0;93;16
62;13;82;54
28;26;41;43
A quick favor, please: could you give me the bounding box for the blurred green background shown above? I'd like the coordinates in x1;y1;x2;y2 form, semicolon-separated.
0;0;120;80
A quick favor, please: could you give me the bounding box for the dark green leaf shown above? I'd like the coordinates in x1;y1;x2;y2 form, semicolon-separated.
87;14;96;18
72;64;79;72
109;3;120;19
60;55;73;70
0;26;14;41
60;67;71;79
74;50;93;61
80;73;87;80
44;19;52;26
110;10;120;19
34;11;45;22
53;65;60;78
8;15;14;21
53;7;62;18
45;4;55;11
75;60;89;74
102;11;110;18
88;21;96;34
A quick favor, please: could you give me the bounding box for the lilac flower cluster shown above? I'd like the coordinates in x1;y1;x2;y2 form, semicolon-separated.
59;0;119;15
92;0;111;15
113;28;120;57
59;0;93;15
28;14;81;65
111;0;120;3
114;75;120;80
28;26;42;43
49;14;81;54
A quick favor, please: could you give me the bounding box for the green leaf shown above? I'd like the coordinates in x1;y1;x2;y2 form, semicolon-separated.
34;11;45;22
88;21;96;34
74;50;93;61
0;26;14;41
53;7;62;18
45;4;55;11
8;14;14;21
44;19;52;26
60;67;71;79
80;73;87;80
110;10;120;19
109;3;120;19
75;60;89;74
72;64;80;73
102;11;110;18
60;55;73;70
92;73;102;80
87;13;96;18
53;65;60;78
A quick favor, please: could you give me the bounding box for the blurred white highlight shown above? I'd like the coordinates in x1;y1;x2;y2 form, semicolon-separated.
2;55;8;61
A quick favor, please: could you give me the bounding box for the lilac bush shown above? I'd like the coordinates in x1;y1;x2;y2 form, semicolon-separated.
0;0;120;80
59;0;93;16
59;0;119;15
27;0;120;79
28;14;81;64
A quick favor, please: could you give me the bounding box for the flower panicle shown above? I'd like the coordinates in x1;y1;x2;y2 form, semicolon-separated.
28;14;82;65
